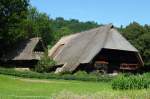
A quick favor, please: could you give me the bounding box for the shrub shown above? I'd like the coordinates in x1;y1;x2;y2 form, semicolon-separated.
112;74;150;90
35;52;56;73
35;58;56;73
143;72;150;78
74;71;88;77
0;68;113;82
74;71;113;82
73;71;92;81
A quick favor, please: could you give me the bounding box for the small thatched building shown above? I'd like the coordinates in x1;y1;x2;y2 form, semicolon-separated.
1;37;45;67
49;24;144;73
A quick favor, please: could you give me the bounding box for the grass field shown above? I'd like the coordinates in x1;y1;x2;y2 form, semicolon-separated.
0;74;150;99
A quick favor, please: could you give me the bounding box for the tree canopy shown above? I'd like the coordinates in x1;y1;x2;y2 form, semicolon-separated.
0;0;29;56
120;22;150;66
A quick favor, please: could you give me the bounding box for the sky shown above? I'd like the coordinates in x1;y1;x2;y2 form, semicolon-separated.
31;0;150;27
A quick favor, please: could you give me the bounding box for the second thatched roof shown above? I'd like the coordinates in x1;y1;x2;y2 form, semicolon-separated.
2;37;44;61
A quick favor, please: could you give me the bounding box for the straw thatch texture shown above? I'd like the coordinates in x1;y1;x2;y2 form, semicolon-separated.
2;37;44;61
104;29;138;51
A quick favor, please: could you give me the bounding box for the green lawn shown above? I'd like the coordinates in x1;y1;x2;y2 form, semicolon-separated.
0;74;150;99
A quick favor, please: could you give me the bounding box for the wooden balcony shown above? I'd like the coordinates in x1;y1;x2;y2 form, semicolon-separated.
120;63;139;70
94;61;108;69
95;61;108;64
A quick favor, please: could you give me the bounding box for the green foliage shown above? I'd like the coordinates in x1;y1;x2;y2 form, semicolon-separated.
120;22;150;66
35;52;56;73
35;58;56;73
1;67;150;89
50;17;99;45
0;74;150;99
23;7;53;44
112;74;150;90
0;0;149;68
0;67;45;78
74;71;88;77
0;0;29;56
0;67;113;82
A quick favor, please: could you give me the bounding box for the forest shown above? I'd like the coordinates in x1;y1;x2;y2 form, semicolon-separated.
0;0;150;66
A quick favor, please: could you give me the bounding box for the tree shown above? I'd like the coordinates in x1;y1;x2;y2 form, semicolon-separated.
0;0;29;56
138;31;150;66
50;17;99;46
120;22;150;66
0;0;29;43
52;27;73;44
24;7;52;44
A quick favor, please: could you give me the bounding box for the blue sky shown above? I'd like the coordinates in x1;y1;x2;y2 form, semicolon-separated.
31;0;150;27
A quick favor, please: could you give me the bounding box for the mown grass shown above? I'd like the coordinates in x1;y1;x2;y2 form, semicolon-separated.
0;74;110;99
0;74;150;99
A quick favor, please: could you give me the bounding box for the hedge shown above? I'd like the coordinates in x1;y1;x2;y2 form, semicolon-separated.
0;67;113;82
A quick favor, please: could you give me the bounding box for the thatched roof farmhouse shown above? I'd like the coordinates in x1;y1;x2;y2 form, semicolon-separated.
49;24;144;73
1;37;45;66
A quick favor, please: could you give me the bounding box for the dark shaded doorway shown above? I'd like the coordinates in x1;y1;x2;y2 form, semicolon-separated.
93;48;140;73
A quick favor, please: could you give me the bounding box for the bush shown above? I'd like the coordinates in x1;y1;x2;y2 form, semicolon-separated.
35;51;56;73
112;74;150;90
74;71;88;77
35;58;56;73
0;68;113;82
142;72;150;78
73;71;92;81
73;71;113;82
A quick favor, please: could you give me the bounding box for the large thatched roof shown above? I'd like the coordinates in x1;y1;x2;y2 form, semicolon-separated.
2;37;44;61
48;24;144;73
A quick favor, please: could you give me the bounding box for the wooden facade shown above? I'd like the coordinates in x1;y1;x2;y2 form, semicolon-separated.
93;48;141;73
